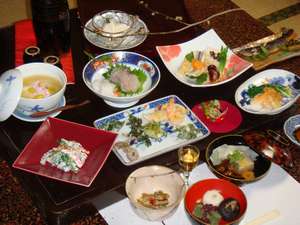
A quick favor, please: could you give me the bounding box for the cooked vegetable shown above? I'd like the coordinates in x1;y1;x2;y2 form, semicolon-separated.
218;198;240;221
143;122;166;139
137;191;170;209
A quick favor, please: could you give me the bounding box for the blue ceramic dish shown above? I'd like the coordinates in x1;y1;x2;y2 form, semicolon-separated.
83;51;160;108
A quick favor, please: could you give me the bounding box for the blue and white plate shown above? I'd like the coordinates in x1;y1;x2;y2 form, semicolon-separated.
235;69;300;115
12;96;66;122
83;51;160;108
284;114;300;146
94;95;210;166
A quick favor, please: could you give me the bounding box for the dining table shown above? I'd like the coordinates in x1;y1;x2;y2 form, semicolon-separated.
0;0;300;224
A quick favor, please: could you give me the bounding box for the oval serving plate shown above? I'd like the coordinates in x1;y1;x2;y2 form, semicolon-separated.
156;29;252;88
235;69;300;115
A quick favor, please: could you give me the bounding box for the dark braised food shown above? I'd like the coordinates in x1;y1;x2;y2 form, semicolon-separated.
218;198;240;221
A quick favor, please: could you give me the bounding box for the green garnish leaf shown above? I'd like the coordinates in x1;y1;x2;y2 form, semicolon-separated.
196;73;208;84
218;46;228;73
100;120;125;131
247;85;265;98
193;204;203;218
185;52;194;62
208;211;222;225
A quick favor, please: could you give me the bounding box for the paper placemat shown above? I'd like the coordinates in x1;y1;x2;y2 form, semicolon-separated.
94;163;300;225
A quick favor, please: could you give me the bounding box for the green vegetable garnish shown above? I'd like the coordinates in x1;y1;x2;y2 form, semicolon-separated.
185;52;194;62
187;73;208;84
228;150;244;165
218;46;228;73
208;211;222;225
247;84;292;98
247;85;265;98
127;115;151;147
193;203;203;218
99;120;125;131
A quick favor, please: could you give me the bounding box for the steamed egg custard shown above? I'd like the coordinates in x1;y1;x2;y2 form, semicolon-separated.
22;75;62;99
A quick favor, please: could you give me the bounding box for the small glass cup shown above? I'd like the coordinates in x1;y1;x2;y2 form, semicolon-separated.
178;145;200;186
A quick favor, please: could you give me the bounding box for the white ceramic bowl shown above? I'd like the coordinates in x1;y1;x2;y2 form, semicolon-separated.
125;165;185;221
83;51;160;108
16;63;67;115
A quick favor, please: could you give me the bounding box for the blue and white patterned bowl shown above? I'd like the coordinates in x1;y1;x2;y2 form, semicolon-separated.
284;114;300;146
83;51;160;108
235;69;300;115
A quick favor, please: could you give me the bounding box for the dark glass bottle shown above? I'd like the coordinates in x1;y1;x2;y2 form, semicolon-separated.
31;0;71;55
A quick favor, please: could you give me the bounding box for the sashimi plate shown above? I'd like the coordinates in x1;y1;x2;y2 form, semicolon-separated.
235;69;300;115
156;29;252;87
94;95;210;166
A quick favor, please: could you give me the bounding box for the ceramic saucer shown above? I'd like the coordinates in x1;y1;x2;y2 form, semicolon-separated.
83;17;148;50
12;96;66;122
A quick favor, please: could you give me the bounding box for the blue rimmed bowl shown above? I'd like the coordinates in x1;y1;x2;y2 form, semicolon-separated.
83;51;160;108
284;114;300;146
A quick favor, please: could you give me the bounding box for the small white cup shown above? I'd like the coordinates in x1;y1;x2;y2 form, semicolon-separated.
16;63;67;116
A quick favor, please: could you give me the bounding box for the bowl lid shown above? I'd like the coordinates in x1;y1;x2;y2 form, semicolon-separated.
0;69;23;121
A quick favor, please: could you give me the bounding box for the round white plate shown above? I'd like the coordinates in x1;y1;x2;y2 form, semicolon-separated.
0;69;23;121
12;96;66;122
83;17;148;50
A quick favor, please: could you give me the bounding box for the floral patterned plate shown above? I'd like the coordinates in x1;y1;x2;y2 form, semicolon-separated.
93;95;210;166
156;29;252;87
235;69;300;115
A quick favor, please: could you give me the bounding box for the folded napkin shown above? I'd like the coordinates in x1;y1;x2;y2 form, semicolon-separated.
94;163;300;225
14;19;75;84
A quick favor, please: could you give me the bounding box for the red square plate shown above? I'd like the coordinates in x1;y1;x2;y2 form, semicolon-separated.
13;117;118;187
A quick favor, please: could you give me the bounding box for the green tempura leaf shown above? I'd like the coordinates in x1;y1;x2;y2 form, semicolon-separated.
185;52;194;62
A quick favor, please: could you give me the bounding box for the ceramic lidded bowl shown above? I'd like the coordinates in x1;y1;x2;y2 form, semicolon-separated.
125;165;185;221
16;63;67;116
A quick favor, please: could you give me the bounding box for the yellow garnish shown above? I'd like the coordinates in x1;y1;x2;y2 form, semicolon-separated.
241;171;255;180
192;59;204;70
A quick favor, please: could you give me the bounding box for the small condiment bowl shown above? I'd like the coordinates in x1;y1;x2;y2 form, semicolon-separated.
284;114;300;146
125;165;185;221
16;63;67;116
91;10;134;38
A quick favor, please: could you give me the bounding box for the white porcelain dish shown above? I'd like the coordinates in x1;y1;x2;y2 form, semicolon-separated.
156;29;252;87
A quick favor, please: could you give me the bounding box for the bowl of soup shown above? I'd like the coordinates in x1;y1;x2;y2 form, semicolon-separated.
16;63;67;116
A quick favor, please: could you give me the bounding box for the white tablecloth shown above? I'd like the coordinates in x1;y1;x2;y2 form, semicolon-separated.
93;163;300;225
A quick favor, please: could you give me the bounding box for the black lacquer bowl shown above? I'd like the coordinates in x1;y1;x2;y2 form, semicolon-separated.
206;135;271;184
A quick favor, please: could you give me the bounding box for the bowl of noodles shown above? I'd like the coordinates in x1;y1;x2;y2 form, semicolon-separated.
83;51;160;108
206;135;271;184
